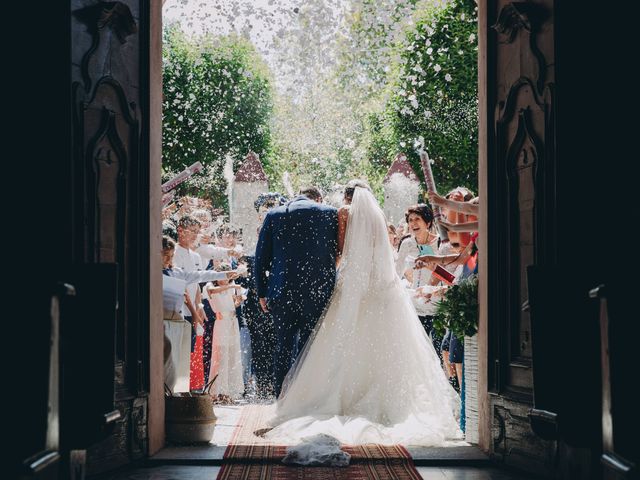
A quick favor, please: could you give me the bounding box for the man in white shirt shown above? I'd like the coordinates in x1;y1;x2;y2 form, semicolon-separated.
173;215;205;358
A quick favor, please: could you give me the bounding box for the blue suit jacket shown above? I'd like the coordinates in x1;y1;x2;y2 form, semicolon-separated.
254;196;338;304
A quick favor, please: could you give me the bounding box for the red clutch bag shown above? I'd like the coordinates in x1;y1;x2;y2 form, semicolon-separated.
432;264;455;285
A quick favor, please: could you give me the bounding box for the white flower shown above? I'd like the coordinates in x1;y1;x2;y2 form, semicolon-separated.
469;33;476;43
427;47;433;55
434;64;442;73
400;106;414;116
425;110;433;119
425;39;431;47
408;94;419;109
445;73;452;82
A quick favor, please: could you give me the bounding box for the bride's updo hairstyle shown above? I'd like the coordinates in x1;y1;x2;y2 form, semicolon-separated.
344;179;372;203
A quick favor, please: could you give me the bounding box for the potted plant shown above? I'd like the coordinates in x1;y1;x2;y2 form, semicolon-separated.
433;274;478;339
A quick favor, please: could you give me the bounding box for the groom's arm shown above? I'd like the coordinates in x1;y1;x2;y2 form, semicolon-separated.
254;213;274;310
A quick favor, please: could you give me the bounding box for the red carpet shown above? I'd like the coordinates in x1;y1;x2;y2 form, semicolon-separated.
217;461;422;479
217;405;422;480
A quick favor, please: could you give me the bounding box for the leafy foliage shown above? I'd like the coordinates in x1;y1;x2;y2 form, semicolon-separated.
364;0;478;194
433;274;479;339
161;0;478;207
162;25;274;209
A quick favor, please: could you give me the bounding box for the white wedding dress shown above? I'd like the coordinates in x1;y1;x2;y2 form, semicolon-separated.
264;188;462;449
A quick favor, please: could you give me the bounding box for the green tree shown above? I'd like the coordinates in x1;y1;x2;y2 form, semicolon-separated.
162;25;274;210
386;0;478;194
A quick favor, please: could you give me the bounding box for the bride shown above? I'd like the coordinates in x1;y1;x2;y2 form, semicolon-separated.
264;180;462;446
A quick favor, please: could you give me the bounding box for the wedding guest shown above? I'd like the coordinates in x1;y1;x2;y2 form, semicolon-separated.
429;190;479;217
191;208;213;231
206;264;245;402
395;221;410;246
387;222;399;252
174;216;206;360
233;276;253;392
414;233;473;391
162;219;178;241
238;255;276;399
419;190;478;394
214;227;252;389
194;222;241;385
416;187;477;270
254;192;288;225
395;204;444;359
162;236;236;393
195;228;241;267
232;193;288;399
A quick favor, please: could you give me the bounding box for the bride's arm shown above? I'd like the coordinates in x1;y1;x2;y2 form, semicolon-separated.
336;206;349;266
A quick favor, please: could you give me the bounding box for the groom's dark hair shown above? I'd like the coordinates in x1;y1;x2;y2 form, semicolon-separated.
299;186;323;202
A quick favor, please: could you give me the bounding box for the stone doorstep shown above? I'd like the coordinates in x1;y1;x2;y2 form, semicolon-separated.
407;445;490;466
149;444;489;466
150;404;490;466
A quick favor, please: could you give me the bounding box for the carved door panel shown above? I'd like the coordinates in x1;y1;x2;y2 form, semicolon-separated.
72;0;145;393
69;0;150;473
488;0;556;398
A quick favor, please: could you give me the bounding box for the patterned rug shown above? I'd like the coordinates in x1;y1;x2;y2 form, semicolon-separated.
217;405;422;480
216;461;423;480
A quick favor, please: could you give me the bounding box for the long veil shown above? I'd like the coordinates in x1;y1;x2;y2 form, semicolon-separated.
278;187;397;400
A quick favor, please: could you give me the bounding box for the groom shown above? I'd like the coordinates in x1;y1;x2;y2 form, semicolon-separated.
254;186;338;396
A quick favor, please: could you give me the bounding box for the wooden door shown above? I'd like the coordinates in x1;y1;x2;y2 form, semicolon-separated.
482;0;558;473
68;0;152;474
